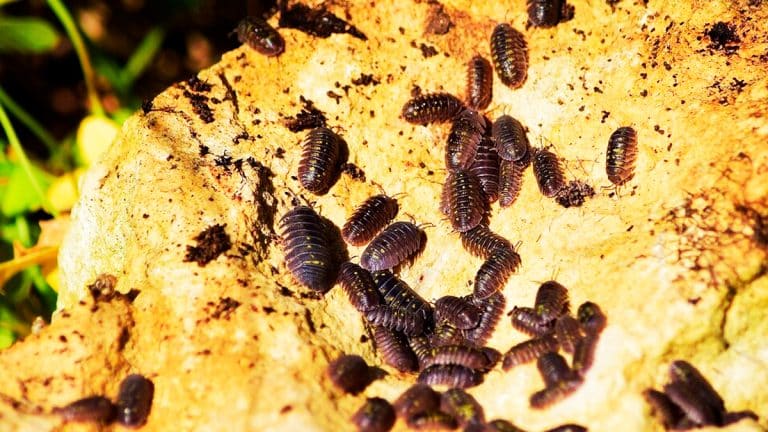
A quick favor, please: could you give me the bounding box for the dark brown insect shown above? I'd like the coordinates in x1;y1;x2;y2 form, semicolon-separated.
499;159;524;207
421;344;494;370
490;24;529;89
572;332;599;376
509;306;554;337
352;397;396;432
434;296;482;329
360;222;424;271
480;346;503;368
537;352;576;387
402;92;464;124
327;354;372;394
606;126;638;186
663;382;721;426
530;377;582;409
501;334;559;370
532;147;565;198
535;281;569;322
372;325;419;372
407;411;459;430
407;335;434;367
418;364;484;389
279;206;335;292
53;396;116;423
445;169;486;232
116;374;154;428
577;301;607;334
492;115;529;162
485;419;527;432
473;247;521;299
298;127;341;194
367;271;432;336
469;137;501;203
342;195;400;246
543;425;588;432
440;388;485;427
429;322;466;347
643;388;685;430
554;315;583;354
234;16;285;57
463;292;506;346
466;55;493;110
446;109;486;172
338;262;381;313
393;384;441;419
459;224;511;260
668;361;725;423
527;0;575;28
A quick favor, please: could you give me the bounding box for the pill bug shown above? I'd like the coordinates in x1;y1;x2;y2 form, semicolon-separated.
445;109;486;172
606;126;638;186
279;206;335;292
402;92;464;124
466;55;493;110
501;334;559;370
372;325;419;372
571;332;599;376
485;419;527;432
366;305;425;338
532;147;565;198
535;281;570;322
369;271;432;336
529;377;582;409
643;388;684;430
473;247;521;299
342;195;400;246
360;222;425;271
327;354;372;394
543;425;588;432
469;136;501;203
393;384;441;419
499;159;524;207
537;352;577;387
352;397;396;432
509;306;554;337
668;361;725;421
407;411;459;430
554;315;583;354
490;24;529;89
459;224;511;260
407;335;434;368
234;16;285;57
417;364;484;389
492;115;530;162
440;388;485;427
53;396;116;423
428;322;466;348
421;344;494;370
577;301;607;334
434;296;482;329
445;169;486;232
116;374;154;428
480;347;503;369
338;262;381;313
527;0;575;28
463;291;506;346
298;126;341;194
663;381;720;426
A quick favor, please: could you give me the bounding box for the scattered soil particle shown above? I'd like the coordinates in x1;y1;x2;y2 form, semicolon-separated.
184;224;233;266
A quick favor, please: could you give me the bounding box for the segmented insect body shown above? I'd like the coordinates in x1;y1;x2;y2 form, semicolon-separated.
372;325;419;372
492;115;529;162
352;397;396;432
369;271;432;336
440;388;485;427
407;411;459;430
490;24;529;89
298;127;341;194
279;206;334;292
501;334;559;370
467;55;493;110
469;137;501;203
428;322;466;347
402;92;464;124
554;315;583;354
606;126;638;186
360;222;424;271
338;262;381;313
572;332;599;376
394;384;441;419
535;281;570;322
327;354;372;394
529;377;582;409
235;16;285;56
510;306;554;337
577;301;607;334
407;335;434;367
460;224;511;259
643;389;685;430
663;382;720;426
538;352;576;387
486;419;527;432
342;195;399;246
480;347;502;368
668;361;725;421
434;296;482;329
532;147;565;198
446;170;485;232
473;247;521;299
499;159;524;207
446;109;486;172
463;292;506;346
421;345;494;370
54;396;116;423
116;374;154;428
527;0;573;28
418;364;484;389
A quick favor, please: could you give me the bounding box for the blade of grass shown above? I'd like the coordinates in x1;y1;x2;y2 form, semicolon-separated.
120;26;165;91
0;86;59;154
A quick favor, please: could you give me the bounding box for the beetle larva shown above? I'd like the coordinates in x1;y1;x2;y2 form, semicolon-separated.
606;126;638;186
577;301;607;335
327;354;372;394
509;306;554;337
502;334;559;370
466;55;493;110
418;364;484;389
402;92;464;124
368;271;432;336
499;159;525;207
279;206;335;292
535;281;569;322
360;222;425;271
338;262;381;313
394;384;441;419
446;169;486;233
527;0;574;28
473;247;521;299
469;137;501;203
53;396;116;423
554;315;583;354
434;296;482;330
342;195;399;246
352;397;396;432
298;127;341;194
116;374;154;428
643;388;684;430
490;24;529;89
492;115;530;162
446;109;486;172
530;377;582;409
463;292;506;346
532;147;565;198
234;16;285;57
421;344;494;370
372;325;419;373
440;388;485;427
460;224;511;260
407;411;459;430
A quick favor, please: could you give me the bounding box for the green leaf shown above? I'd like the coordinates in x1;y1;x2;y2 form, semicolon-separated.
0;16;61;53
0;163;52;217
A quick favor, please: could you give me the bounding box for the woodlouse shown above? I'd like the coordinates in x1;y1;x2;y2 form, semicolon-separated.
538;352;576;387
643;388;684;430
669;361;725;421
490;24;529;89
463;291;506;346
234;16;285;57
535;280;569;322
501;334;559;370
577;301;607;334
554;315;583;354
473;247;521;299
407;335;434;367
572;332;599;376
279;206;335;292
434;296;482;330
368;271;432;336
445;169;486;232
352;397;396;432
360;222;424;271
342;195;399;246
421;344;494;370
53;396;116;423
499;159;524;207
116;374;154;428
606;126;638;186
298;126;341;194
459;224;511;260
530;377;582;409
485;419;527;432
440;388;485;427
402;92;464;124
445;109;486;172
407;411;458;430
338;262;381;313
466;55;493;110
372;325;419;372
544;425;588;432
663;382;720;426
429;322;466;347
469;137;501;203
393;384;441;419
532;147;565;198
527;0;574;28
417;364;484;389
492;115;529;162
327;354;372;394
509;306;554;337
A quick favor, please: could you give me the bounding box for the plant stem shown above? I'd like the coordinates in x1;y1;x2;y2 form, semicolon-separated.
121;26;165;90
46;0;105;117
0;86;59;154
